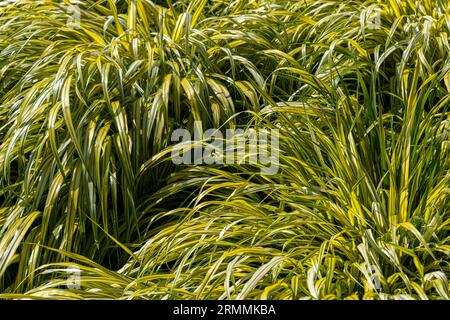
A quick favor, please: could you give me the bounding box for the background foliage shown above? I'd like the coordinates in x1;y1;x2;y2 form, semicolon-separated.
0;0;449;299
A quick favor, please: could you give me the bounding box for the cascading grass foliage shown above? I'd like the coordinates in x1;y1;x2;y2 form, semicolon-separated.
0;0;449;299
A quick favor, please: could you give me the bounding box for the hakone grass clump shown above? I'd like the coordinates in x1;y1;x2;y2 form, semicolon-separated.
0;0;449;299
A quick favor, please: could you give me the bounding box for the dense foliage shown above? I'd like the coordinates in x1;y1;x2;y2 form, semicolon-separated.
0;0;449;299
